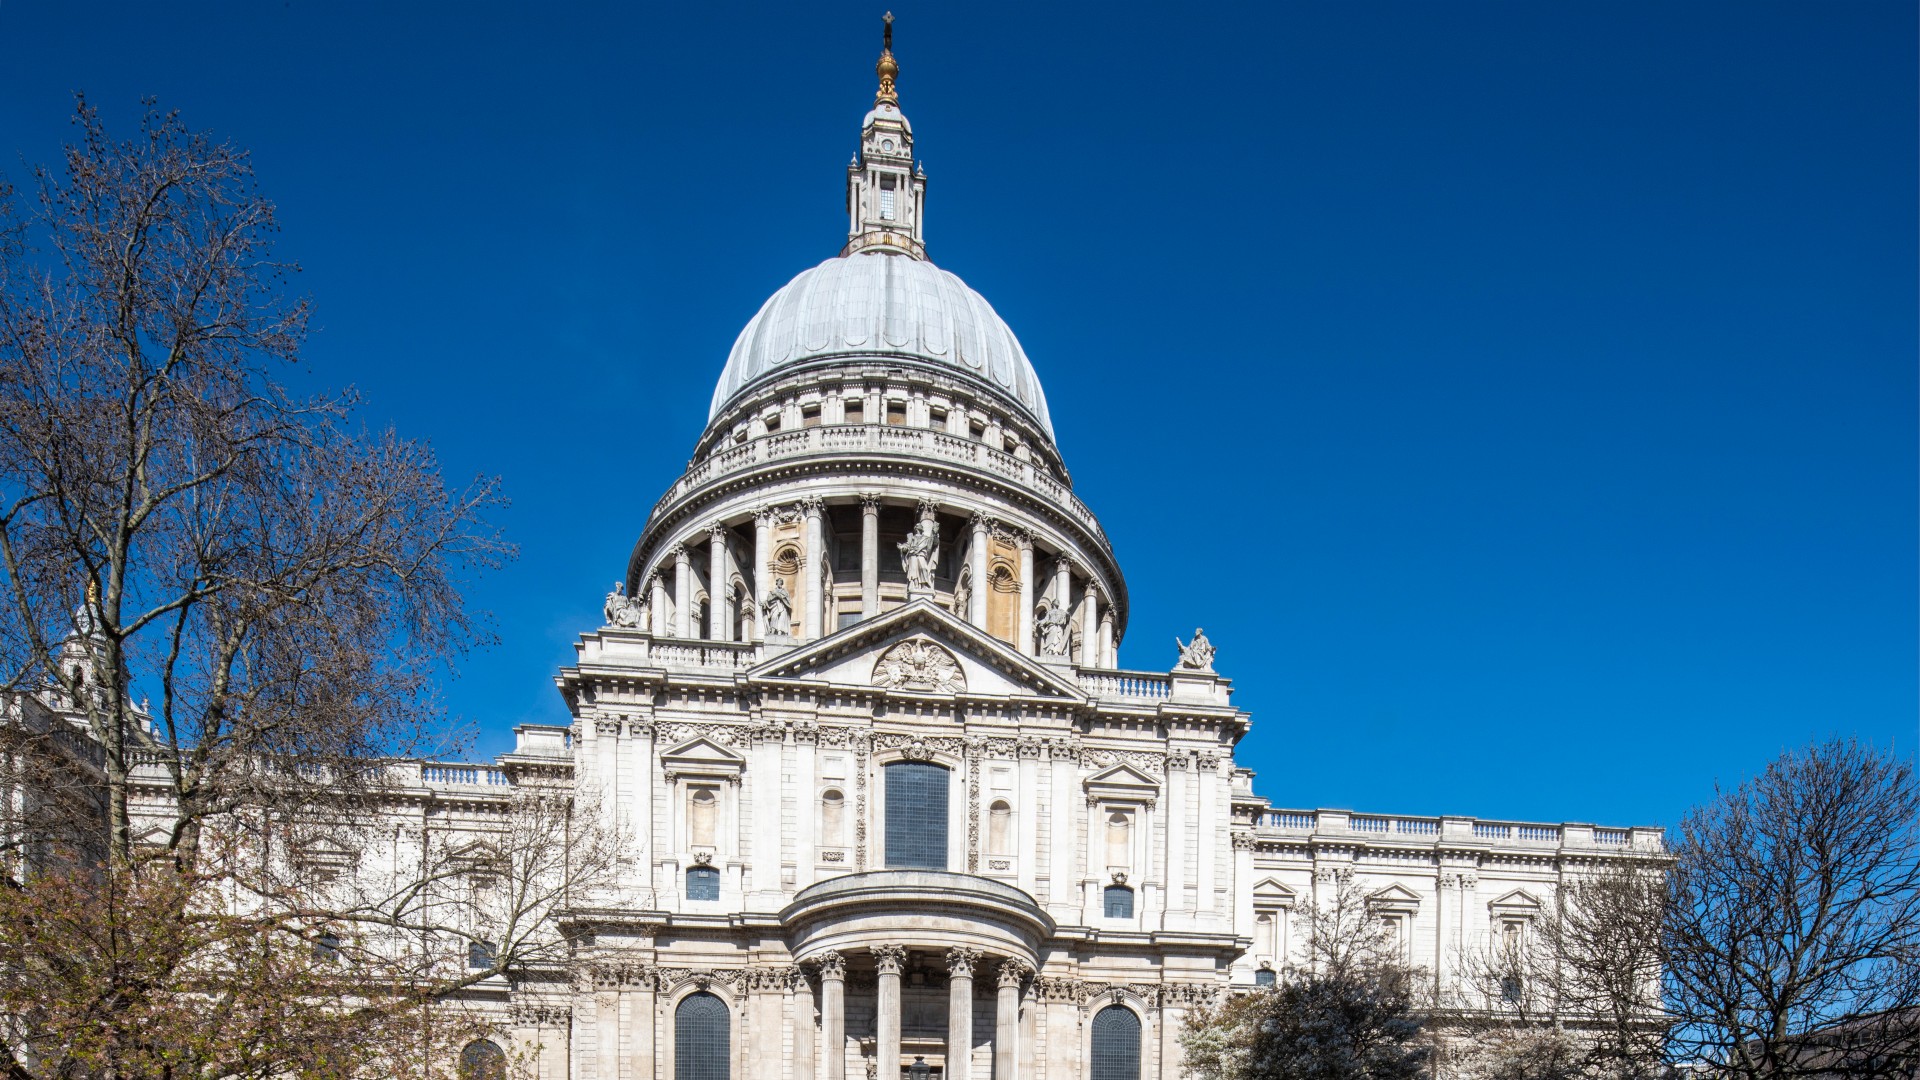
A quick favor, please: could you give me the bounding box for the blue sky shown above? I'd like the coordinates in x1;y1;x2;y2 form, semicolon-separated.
1;2;1912;830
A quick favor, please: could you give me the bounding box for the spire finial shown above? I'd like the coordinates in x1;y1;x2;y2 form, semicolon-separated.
875;12;899;106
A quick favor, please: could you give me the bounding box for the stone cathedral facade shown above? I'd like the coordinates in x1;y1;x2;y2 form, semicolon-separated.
86;26;1661;1080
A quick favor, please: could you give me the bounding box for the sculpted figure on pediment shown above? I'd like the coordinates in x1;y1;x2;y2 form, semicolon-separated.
603;581;645;629
1175;627;1215;671
871;638;966;694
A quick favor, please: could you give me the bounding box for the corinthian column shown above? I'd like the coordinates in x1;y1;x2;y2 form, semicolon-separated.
708;522;731;641
1079;586;1100;668
803;498;825;640
672;543;692;638
874;945;907;1080
861;494;881;618
994;959;1031;1080
753;507;773;643
968;513;991;628
818;951;847;1080
1016;533;1035;655
947;948;980;1080
649;572;668;637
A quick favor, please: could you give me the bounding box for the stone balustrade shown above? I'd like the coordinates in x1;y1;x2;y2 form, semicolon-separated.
653;422;1108;545
1254;809;1664;852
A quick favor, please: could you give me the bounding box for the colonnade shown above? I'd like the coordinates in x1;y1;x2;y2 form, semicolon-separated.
813;946;1032;1080
641;497;1119;665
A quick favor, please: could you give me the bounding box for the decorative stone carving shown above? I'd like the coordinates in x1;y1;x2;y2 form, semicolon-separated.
872;945;907;975
898;518;941;592
814;950;847;979
871;638;966;694
996;958;1034;988
1176;627;1215;671
604;581;645;629
946;947;981;977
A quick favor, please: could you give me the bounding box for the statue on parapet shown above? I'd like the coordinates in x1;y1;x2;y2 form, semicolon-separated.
764;579;795;641
1175;628;1215;671
898;518;940;592
604;581;645;629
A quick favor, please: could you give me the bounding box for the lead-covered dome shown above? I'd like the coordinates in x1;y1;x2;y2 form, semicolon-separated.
709;251;1055;440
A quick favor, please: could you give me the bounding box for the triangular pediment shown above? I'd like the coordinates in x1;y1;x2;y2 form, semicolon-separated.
1252;877;1298;906
1487;888;1542;914
660;737;746;778
1084;762;1162;804
1368;883;1422;912
748;600;1086;701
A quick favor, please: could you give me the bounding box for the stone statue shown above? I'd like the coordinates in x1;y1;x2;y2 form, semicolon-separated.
1175;627;1215;671
603;581;645;629
764;579;795;641
898;518;940;592
1037;603;1071;657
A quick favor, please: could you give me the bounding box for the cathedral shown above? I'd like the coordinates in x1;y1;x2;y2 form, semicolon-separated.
90;22;1660;1080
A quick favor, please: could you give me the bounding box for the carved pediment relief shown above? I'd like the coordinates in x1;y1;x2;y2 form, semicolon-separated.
871;637;966;694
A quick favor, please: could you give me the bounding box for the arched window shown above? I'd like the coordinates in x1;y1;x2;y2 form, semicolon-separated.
1254;967;1277;988
459;1039;507;1080
686;865;720;901
675;991;730;1080
884;761;949;869
987;800;1012;856
1090;1005;1141;1080
689;787;718;847
820;789;845;847
1103;884;1134;919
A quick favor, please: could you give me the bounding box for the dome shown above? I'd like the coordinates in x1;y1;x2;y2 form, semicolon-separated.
710;251;1055;440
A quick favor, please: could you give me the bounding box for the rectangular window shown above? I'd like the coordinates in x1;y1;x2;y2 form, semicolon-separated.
1104;885;1135;918
686;865;721;901
468;940;496;969
802;405;822;428
844;400;864;424
886;402;907;425
884;762;949;869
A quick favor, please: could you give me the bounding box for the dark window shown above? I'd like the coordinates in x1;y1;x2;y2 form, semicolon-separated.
676;992;731;1080
838;610;862;629
1090;1005;1141;1080
687;865;720;901
884;761;949;869
1254;968;1276;988
468;940;496;970
313;932;340;962
459;1039;507;1080
1500;974;1524;1004
1104;885;1134;919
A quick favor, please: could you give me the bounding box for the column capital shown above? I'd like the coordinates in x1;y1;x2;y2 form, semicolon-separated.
707;520;730;540
873;945;908;976
969;511;995;532
996;958;1034;988
945;946;981;978
800;495;827;517
754;505;778;527
1051;555;1076;579
915;497;941;523
670;542;690;564
814;950;847;980
859;492;884;513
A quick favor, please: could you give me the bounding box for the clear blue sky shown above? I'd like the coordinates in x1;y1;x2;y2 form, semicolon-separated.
2;2;1912;829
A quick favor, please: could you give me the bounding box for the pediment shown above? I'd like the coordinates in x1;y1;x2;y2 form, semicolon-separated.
1084;762;1162;804
1487;888;1542;915
660;737;746;778
1252;877;1298;907
748;599;1086;701
1368;883;1422;913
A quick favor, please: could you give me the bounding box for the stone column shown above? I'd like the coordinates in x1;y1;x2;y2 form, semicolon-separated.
947;948;979;1080
818;951;847;1080
1050;557;1072;619
708;523;731;641
672;544;692;638
803;498;825;640
649;572;668;637
1079;586;1101;668
968;514;990;628
753;508;773;643
994;959;1031;1080
1097;610;1114;668
861;494;881;618
1016;533;1035;655
875;945;907;1080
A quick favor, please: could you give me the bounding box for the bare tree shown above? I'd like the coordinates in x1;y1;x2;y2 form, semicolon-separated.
1454;860;1669;1080
1665;737;1920;1080
0;97;602;1079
